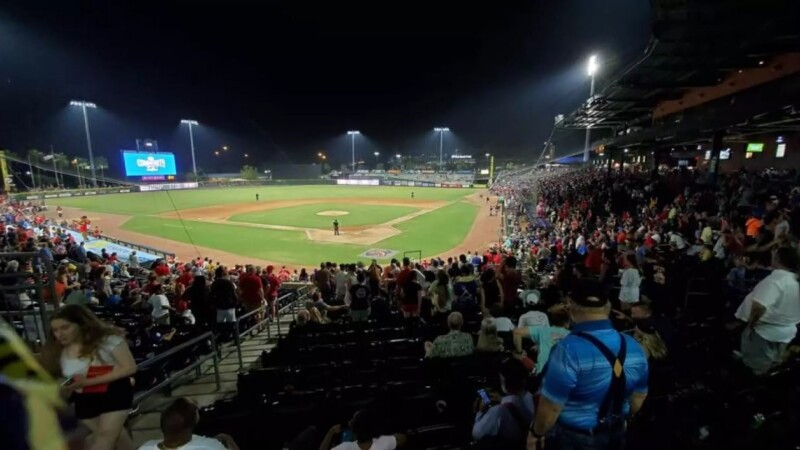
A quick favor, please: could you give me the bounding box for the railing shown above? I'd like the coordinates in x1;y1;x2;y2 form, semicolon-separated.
96;234;175;262
132;331;220;407
232;285;310;369
0;252;58;344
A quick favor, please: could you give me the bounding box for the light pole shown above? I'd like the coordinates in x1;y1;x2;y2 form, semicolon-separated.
434;127;449;169
180;119;199;180
583;55;599;163
373;151;380;168
69;100;98;187
347;131;360;171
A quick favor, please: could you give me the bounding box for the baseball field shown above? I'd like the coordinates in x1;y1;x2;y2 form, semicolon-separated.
54;185;500;268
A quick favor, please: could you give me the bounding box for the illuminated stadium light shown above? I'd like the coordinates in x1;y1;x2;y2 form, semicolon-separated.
69;99;98;186
347;131;361;170
180;119;199;178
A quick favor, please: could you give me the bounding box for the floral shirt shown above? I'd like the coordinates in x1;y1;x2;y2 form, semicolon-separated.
428;330;474;358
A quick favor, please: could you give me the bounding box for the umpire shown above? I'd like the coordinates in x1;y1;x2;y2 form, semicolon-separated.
527;279;648;450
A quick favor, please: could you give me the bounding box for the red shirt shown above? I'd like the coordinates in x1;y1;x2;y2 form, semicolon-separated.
395;268;413;292
154;263;170;277
238;273;263;305
178;271;194;288
266;273;281;298
584;248;603;274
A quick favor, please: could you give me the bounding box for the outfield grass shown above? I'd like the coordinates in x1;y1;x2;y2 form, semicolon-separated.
56;186;475;215
120;200;479;265
228;203;419;228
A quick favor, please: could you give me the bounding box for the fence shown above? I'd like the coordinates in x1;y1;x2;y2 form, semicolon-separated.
0;252;58;345
232;285;310;369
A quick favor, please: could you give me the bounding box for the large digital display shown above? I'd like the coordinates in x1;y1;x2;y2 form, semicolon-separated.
122;151;177;176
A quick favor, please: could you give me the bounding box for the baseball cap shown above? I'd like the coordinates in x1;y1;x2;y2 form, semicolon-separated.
568;278;608;308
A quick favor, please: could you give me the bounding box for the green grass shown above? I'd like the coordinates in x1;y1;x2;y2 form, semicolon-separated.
119;200;479;265
56;185;475;215
229;203;418;229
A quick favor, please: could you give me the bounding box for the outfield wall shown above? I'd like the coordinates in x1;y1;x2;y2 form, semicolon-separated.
14;179;479;202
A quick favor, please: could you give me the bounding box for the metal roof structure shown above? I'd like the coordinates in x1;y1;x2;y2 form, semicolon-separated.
556;0;800;151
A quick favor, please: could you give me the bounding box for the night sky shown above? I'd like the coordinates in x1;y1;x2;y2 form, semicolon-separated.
0;0;651;176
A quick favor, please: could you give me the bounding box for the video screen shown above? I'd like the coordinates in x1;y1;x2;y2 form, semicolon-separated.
122;151;177;176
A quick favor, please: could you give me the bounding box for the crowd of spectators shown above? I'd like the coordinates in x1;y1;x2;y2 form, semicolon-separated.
3;161;800;450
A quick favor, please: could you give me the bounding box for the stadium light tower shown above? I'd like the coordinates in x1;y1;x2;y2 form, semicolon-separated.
583;55;599;163
347;130;360;171
69;100;98;187
434;127;450;169
180;119;199;179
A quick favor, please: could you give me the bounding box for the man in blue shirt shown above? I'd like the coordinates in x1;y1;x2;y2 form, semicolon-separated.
527;279;648;450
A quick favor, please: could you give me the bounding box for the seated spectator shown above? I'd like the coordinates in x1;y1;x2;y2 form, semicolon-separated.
633;321;668;361
305;300;328;324
472;357;534;446
735;246;800;374
476;318;504;353
424;312;474;358
513;305;570;374
320;408;407;450
428;269;453;315
486;304;515;332
137;398;239;450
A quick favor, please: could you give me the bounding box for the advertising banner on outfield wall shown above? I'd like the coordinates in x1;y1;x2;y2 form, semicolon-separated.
337;179;380;186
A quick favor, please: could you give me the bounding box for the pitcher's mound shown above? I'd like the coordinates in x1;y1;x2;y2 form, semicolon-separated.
316;210;349;216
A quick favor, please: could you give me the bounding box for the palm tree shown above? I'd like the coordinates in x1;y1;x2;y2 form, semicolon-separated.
72;157;90;188
95;156;109;185
27;149;43;189
52;152;70;188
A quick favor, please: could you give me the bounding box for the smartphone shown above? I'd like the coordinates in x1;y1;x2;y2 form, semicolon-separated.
61;377;75;387
477;389;491;404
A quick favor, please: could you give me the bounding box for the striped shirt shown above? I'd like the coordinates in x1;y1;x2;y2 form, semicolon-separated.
540;320;648;430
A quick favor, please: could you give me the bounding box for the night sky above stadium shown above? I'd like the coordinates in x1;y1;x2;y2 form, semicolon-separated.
0;0;650;174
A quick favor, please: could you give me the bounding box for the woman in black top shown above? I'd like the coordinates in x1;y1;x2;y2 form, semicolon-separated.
479;268;503;312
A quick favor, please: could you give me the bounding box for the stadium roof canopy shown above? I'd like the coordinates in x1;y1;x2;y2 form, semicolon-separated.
557;0;800;151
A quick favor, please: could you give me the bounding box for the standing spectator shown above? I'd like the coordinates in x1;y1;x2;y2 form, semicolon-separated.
735;247;800;374
480;268;504;313
209;267;239;335
618;254;641;310
238;265;265;325
513;305;570;375
428;270;454;315
526;280;648;450
265;265;282;320
183;275;212;329
148;285;172;326
316;263;332;301
500;256;522;310
41;305;137;450
348;271;371;322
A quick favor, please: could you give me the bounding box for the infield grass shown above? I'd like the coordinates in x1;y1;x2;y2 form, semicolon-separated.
228;203;418;229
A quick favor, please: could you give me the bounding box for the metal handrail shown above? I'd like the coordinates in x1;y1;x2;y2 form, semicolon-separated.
133;331;220;407
232;286;310;369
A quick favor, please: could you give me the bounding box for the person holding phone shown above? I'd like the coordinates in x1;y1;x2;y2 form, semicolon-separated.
40;305;138;450
472;358;534;448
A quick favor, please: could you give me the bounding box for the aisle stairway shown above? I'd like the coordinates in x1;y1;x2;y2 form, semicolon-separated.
127;311;296;445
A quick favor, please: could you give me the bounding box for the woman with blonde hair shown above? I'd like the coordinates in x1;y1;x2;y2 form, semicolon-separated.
40;304;137;450
476;318;504;353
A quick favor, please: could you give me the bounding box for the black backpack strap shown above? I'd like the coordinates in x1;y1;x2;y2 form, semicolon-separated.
572;331;628;422
503;402;529;436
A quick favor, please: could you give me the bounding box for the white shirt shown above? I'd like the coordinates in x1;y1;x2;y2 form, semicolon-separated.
332;435;397;450
128;254;140;269
518;311;549;328
492;317;515;332
137;435;227;450
735;269;800;343
61;334;123;379
335;271;349;296
619;268;641;304
149;294;170;318
669;233;686;250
